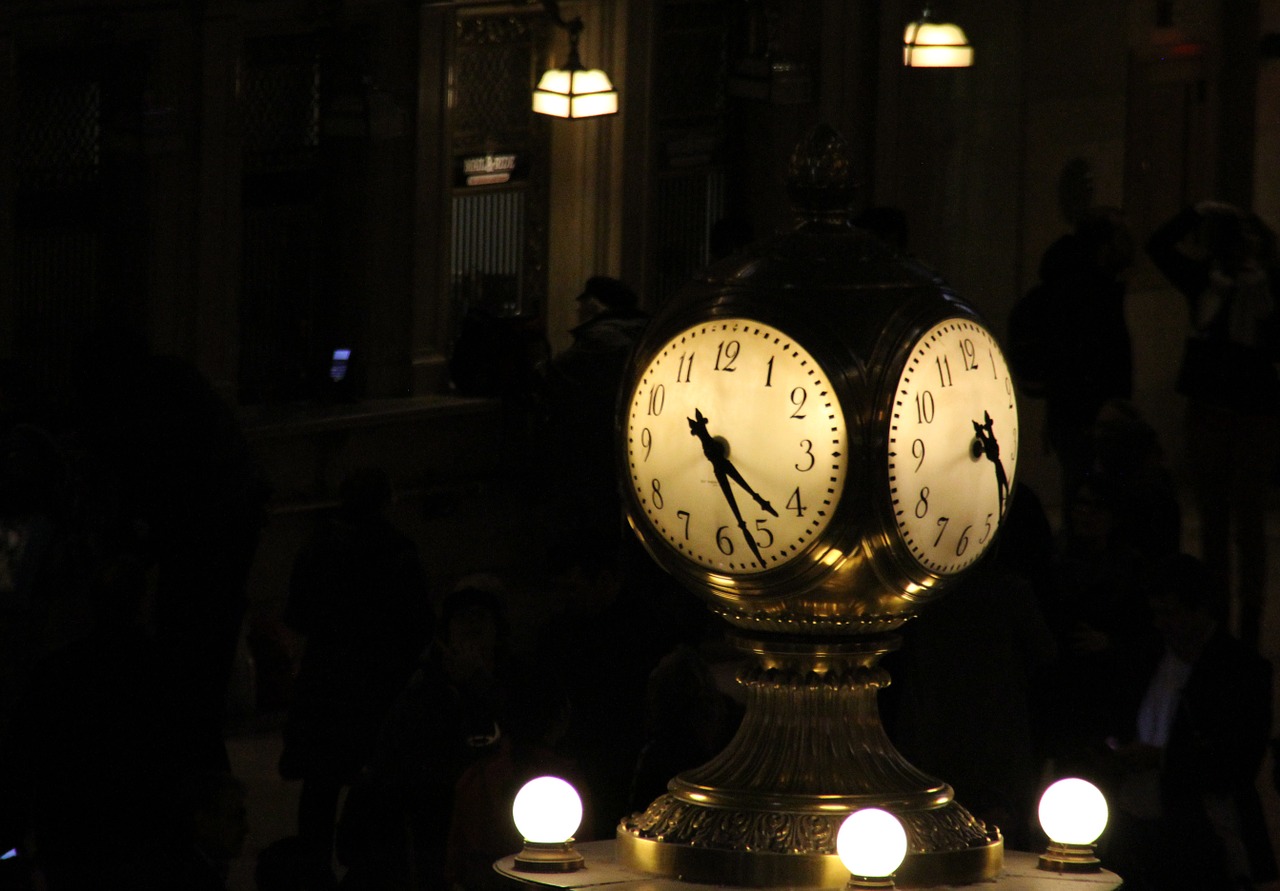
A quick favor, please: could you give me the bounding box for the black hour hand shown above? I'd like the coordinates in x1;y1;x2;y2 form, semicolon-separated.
689;409;775;565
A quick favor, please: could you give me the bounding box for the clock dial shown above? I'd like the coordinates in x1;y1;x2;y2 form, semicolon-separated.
625;318;849;575
887;317;1019;575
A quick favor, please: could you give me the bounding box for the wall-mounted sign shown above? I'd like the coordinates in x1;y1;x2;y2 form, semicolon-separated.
457;152;523;187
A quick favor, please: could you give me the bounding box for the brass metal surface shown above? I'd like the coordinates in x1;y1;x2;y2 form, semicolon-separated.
513;841;587;873
612;126;1014;889
1037;843;1102;874
616;633;1002;888
494;843;1123;891
615;127;1018;634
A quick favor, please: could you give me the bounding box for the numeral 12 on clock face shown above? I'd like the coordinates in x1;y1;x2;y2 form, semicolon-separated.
887;317;1019;575
625;319;849;575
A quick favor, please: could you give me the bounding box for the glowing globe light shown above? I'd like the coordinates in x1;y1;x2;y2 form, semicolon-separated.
1037;777;1108;872
511;776;586;872
513;776;583;843
1039;778;1108;845
836;808;908;885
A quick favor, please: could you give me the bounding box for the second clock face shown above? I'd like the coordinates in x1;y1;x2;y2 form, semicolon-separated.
887;317;1019;576
624;318;849;576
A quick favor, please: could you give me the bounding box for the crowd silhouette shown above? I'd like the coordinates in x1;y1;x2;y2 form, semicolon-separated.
0;221;1276;891
0;327;266;890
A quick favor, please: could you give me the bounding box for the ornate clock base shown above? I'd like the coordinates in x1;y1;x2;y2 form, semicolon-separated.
617;797;1001;888
615;633;1003;888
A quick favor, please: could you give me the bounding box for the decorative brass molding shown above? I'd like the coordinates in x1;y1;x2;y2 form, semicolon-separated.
623;794;994;856
616;633;1003;887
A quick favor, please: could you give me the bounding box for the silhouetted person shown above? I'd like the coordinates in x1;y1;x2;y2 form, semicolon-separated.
445;664;580;891
884;551;1057;850
140;770;250;890
542;276;649;563
627;639;738;816
1089;399;1182;560
68;326;270;761
338;579;507;891
1037;473;1152;769
0;421;84;746
280;467;433;889
535;539;698;840
1147;202;1280;652
988;481;1057;614
1009;207;1134;524
447;308;550;467
1096;553;1276;890
0;553;220;890
256;836;307;891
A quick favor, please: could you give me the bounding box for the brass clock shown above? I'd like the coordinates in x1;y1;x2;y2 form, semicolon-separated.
623;317;849;576
614;124;1014;888
886;317;1018;576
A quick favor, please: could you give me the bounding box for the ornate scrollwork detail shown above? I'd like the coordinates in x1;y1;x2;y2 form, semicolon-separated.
625;795;996;856
625;796;837;854
738;662;891;690
899;804;1002;851
709;606;911;636
455;15;534;46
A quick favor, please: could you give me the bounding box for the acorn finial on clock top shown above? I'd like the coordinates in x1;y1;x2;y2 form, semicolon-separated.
614;124;1015;887
786;122;857;221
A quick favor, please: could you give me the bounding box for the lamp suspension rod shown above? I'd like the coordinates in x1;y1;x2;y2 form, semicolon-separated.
541;0;584;68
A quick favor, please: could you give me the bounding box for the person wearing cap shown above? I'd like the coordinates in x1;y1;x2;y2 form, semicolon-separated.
543;276;650;563
570;276;648;347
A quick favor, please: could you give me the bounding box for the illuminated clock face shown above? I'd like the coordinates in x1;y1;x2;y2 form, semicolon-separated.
624;318;849;575
887;317;1019;575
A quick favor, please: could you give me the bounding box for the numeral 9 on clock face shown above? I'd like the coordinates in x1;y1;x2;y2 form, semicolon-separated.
624;319;850;575
887;318;1019;576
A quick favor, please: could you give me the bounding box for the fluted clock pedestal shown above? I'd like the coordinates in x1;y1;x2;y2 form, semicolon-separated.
615;633;1001;888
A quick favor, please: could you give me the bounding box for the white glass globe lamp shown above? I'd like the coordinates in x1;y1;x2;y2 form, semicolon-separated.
1037;777;1108;872
902;6;974;67
836;808;909;889
511;776;586;872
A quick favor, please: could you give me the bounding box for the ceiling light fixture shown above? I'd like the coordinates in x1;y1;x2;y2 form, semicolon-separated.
903;5;974;68
532;0;618;119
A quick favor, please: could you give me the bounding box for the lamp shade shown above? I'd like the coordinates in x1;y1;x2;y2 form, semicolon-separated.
532;67;618;118
836;808;908;880
512;776;583;843
903;18;974;67
1038;778;1108;846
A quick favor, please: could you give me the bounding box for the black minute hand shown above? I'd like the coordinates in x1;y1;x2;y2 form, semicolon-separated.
688;409;776;567
972;410;1009;516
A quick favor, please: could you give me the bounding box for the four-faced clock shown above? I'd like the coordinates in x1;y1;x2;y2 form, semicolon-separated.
623;317;848;576
886;317;1019;576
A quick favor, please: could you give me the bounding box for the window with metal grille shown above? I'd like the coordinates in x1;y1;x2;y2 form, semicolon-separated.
446;12;549;353
654;167;726;302
13;46;137;399
650;0;732;304
451;189;526;320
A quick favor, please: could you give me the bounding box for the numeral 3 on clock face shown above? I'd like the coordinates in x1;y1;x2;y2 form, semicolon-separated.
625;319;850;574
